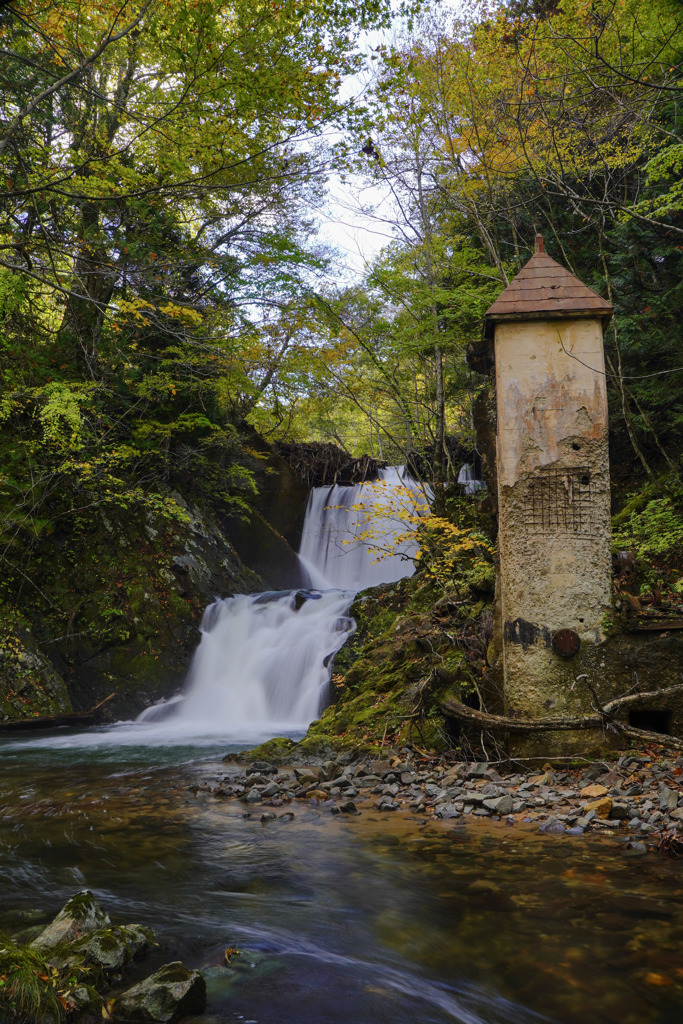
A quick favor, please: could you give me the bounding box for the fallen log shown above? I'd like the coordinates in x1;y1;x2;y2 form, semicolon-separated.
0;693;115;733
440;682;683;749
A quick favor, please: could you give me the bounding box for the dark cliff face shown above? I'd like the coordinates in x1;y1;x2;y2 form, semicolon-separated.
0;430;310;723
222;428;310;590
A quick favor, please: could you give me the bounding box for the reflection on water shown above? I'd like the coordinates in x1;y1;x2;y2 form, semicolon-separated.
1;737;683;1024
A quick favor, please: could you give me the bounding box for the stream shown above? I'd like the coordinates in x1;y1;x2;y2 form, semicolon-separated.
2;470;683;1023
2;737;683;1024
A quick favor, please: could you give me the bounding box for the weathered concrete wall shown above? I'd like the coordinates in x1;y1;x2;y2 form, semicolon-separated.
494;317;613;740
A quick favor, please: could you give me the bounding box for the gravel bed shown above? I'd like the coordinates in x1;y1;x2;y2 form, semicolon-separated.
196;750;683;854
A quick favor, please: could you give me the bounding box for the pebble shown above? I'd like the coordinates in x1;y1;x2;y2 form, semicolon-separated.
210;749;683;854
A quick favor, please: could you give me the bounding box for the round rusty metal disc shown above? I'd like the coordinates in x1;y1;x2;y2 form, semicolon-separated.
552;628;581;658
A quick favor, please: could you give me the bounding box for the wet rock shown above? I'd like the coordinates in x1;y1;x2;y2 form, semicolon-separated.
260;812;276;822
247;761;277;775
539;817;566;834
580;783;609;800
658;785;679;812
113;962;206;1023
260;782;280;798
339;800;360;814
584;796;612;819
465;763;490;781
483;795;513;815
611;803;630;820
435;803;461;819
58;924;155;975
31;890;110;951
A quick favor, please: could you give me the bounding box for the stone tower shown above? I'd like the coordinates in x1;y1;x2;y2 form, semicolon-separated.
483;236;614;731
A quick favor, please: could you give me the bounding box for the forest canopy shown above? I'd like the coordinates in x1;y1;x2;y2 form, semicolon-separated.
0;0;682;557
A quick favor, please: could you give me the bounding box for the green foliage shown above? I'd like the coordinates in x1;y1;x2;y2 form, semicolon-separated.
0;935;91;1023
613;478;683;577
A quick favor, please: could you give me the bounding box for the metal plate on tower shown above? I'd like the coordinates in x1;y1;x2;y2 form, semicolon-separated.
551;628;581;658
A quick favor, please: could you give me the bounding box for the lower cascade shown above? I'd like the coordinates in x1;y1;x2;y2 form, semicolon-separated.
139;465;427;740
139;589;354;735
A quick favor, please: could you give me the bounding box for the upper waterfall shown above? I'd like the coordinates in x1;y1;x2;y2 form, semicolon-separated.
298;466;428;591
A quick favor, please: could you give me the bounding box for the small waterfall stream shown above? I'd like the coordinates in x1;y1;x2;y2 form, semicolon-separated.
136;466;428;741
298;466;427;590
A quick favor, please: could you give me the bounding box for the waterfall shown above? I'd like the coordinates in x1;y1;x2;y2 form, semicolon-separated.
457;462;486;496
298;466;428;591
134;466;428;742
138;589;354;736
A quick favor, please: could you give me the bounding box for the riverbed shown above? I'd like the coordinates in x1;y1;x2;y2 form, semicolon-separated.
1;733;683;1024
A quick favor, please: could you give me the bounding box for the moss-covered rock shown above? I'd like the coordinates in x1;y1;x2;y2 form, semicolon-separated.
279;571;493;760
31;891;110;952
112;961;206;1024
0;618;71;721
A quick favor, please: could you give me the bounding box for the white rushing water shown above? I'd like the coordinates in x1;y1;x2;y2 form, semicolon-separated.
139;589;355;735
457;463;486;496
299;466;428;591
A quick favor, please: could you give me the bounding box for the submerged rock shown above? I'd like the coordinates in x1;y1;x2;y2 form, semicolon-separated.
113;961;206;1023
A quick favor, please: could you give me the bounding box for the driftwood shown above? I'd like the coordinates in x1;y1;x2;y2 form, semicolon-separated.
275;441;387;487
440;682;683;752
0;692;115;733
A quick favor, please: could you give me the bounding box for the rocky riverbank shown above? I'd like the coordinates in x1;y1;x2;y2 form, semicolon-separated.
2;891;205;1024
214;746;683;855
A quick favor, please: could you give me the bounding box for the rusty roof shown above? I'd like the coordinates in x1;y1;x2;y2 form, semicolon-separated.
484;236;613;331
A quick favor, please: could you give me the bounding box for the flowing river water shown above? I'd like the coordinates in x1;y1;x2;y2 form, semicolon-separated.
2;470;683;1022
2;740;683;1024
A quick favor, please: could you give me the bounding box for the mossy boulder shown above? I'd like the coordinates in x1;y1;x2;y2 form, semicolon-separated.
113;962;206;1024
0;620;71;722
31;891;110;952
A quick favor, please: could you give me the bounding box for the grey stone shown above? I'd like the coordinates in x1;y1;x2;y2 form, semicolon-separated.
539;817;566;834
624;841;648;857
658;785;679;812
113;962;206;1023
31;891;110;951
483;794;514;815
435;803;461;819
465;763;490;780
611;803;630;820
60;924;154;974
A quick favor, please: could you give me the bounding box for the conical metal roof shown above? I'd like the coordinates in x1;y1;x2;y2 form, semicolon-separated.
485;235;613;325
